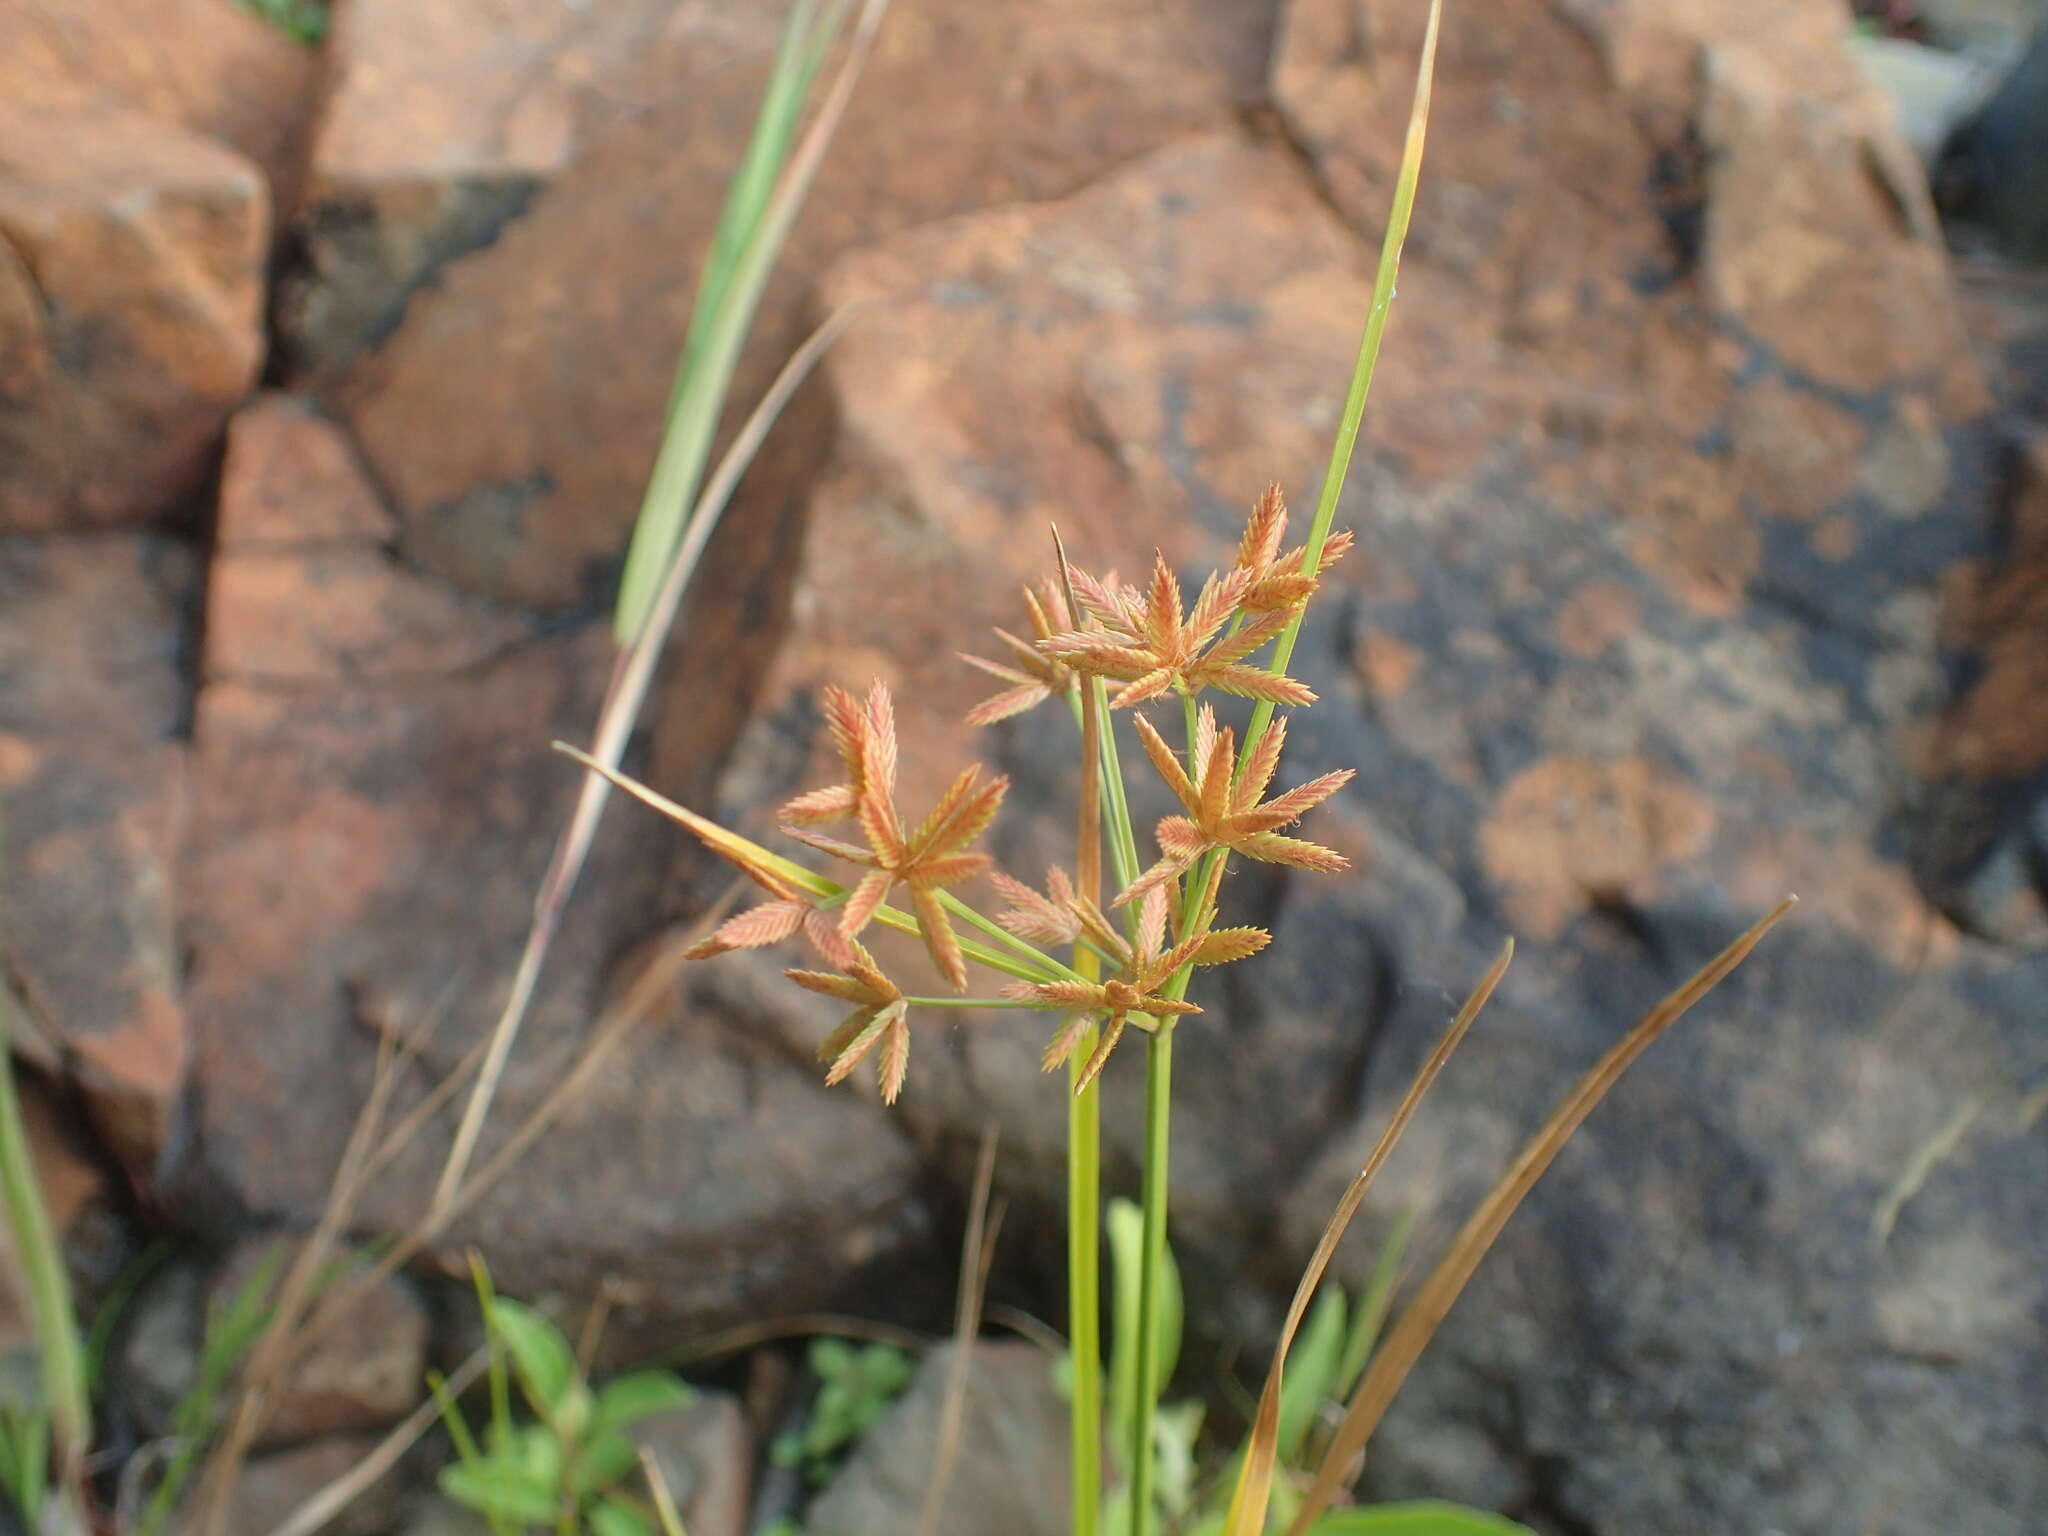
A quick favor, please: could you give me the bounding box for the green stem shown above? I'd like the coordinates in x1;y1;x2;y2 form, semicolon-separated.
1128;1028;1175;1536
1090;688;1144;917
1068;1028;1104;1536
938;888;1084;976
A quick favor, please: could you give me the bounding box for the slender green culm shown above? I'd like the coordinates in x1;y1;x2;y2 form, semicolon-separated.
1068;1029;1104;1536
1127;1026;1174;1536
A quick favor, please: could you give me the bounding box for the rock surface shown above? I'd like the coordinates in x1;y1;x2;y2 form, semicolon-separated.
636;1390;753;1536
312;0;1279;605
803;1343;1066;1536
5;2;2045;1533
210;1433;399;1536
0;103;268;529
0;0;314;211
214;1237;431;1446
0;537;193;1162
1915;424;2048;944
0;0;306;528
179;391;925;1343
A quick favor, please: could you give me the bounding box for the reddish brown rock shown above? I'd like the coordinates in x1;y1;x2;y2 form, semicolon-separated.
1915;426;2048;944
178;617;926;1341
206;547;533;685
217;395;397;549
212;1238;430;1446
1272;0;1982;602
206;396;531;682
208;1435;399;1535
0;101;268;529
0;0;315;213
1477;755;1715;940
0;536;193;1163
319;0;1278;603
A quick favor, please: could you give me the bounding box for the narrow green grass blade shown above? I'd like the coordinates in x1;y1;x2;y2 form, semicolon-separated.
1332;1206;1414;1399
614;0;830;640
0;813;91;1480
1239;0;1444;769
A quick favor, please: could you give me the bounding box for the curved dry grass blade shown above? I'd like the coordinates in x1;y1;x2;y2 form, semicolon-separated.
1286;896;1796;1534
434;302;865;1213
916;1125;1002;1536
640;1449;688;1536
195;1010;415;1535
288;895;738;1363
1223;940;1511;1536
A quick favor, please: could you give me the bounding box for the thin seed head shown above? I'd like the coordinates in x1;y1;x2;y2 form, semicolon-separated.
1236;484;1289;572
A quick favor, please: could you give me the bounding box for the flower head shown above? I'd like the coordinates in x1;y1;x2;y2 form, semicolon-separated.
960;581;1077;725
684;870;854;969
780;681;1006;989
1232;482;1353;614
1004;878;1269;1092
1037;553;1312;710
1120;706;1354;904
988;865;1082;946
788;945;912;1103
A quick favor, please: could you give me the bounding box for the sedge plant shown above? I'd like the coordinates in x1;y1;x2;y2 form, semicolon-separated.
560;1;1787;1531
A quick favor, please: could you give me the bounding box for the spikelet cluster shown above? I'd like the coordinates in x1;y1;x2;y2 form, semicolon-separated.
632;483;1358;1103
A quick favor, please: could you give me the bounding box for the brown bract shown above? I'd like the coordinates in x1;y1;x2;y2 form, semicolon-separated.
1234;482;1355;613
788;945;912;1104
989;865;1082;946
685;865;852;969
781;681;1007;989
960;580;1077;725
1122;706;1354;904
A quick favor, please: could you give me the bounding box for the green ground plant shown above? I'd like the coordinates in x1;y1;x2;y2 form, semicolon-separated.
769;1337;916;1488
431;1260;694;1536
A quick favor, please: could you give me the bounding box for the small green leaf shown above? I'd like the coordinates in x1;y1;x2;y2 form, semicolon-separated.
1276;1287;1348;1465
590;1494;658;1536
1107;1196;1182;1458
515;1421;564;1487
487;1297;578;1410
571;1428;643;1497
437;1460;561;1524
594;1370;694;1434
808;1336;854;1379
1303;1501;1540;1536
